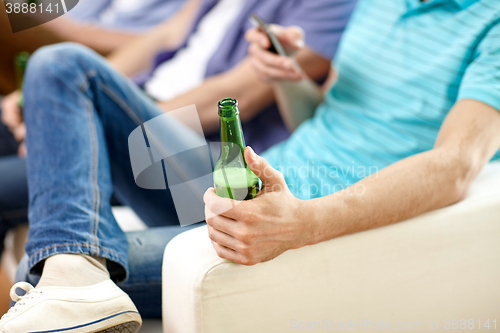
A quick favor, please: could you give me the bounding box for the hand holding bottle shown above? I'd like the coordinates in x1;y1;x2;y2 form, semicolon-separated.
205;147;309;266
1;90;26;157
246;24;306;82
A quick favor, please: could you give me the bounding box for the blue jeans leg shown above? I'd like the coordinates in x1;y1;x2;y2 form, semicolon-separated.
16;223;205;318
23;43;210;281
0;107;19;156
0;107;29;256
0;156;28;255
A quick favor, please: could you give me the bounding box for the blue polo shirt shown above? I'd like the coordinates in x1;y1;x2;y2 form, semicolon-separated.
263;0;500;200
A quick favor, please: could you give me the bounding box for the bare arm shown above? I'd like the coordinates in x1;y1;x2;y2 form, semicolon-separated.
158;47;330;135
157;59;274;134
107;0;201;77
43;18;140;55
306;100;500;244
204;99;500;265
272;66;333;131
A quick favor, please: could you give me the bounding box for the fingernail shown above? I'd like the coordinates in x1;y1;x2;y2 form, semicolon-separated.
296;40;305;48
248;146;257;159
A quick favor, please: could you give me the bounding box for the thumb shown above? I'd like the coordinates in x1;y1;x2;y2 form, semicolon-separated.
245;147;285;189
283;26;305;49
272;25;305;50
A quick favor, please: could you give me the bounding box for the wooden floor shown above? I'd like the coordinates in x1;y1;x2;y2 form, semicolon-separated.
0;266;12;316
0;225;29;317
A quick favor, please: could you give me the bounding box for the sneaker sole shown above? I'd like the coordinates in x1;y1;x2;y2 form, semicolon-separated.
37;312;142;333
87;311;142;333
94;321;141;333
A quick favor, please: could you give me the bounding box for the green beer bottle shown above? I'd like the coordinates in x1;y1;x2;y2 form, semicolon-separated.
15;51;30;110
214;98;260;200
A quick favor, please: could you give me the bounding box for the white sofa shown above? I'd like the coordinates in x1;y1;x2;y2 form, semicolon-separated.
161;162;500;333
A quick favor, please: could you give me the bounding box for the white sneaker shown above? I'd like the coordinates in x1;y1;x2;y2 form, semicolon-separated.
0;280;142;333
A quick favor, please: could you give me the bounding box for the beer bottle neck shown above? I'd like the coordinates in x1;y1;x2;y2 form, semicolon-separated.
220;115;245;149
15;52;29;90
218;98;246;152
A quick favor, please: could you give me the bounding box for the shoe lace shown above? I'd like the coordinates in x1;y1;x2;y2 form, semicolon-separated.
0;282;42;321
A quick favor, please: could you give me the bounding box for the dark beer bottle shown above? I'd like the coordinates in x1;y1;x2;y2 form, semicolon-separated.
214;98;260;200
15;51;30;110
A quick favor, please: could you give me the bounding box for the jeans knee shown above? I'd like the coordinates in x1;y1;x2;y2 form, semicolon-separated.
25;43;94;88
22;43;96;123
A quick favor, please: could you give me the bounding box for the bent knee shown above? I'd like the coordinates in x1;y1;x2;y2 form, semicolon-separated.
26;43;96;83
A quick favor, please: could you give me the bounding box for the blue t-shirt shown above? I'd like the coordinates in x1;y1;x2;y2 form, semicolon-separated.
151;0;358;153
263;0;500;200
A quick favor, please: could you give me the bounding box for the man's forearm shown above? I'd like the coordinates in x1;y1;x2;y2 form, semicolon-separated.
108;0;200;77
303;148;473;246
295;99;500;247
45;18;140;55
108;29;168;77
272;50;333;131
157;77;234;134
158;60;275;134
273;78;323;131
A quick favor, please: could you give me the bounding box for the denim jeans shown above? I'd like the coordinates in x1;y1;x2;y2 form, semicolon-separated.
0;109;19;156
16;223;203;318
22;43;213;312
0;156;29;254
0;111;29;255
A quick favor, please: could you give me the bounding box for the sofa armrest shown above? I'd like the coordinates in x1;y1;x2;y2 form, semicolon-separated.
162;163;500;333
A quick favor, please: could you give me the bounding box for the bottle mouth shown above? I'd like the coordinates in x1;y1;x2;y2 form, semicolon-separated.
218;98;239;117
15;51;30;67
